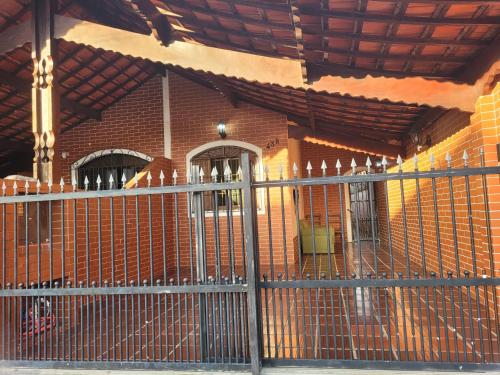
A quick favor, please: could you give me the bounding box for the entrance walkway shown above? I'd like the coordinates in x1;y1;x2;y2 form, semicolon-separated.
260;242;499;364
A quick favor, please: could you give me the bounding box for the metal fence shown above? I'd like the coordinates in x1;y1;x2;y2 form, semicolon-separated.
256;151;500;371
0;154;258;372
0;151;499;373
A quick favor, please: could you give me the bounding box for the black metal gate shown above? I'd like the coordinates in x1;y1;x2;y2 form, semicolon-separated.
0;152;500;373
0;154;259;372
255;152;500;372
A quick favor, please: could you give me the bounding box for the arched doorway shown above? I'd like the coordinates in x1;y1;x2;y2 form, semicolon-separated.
344;167;379;243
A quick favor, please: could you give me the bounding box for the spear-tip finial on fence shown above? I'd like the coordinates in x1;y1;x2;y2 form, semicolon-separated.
160;170;165;186
121;172;127;189
350;158;357;174
429;153;435;169
134;172;139;188
292;162;298;177
199;167;205;183
396;155;403;171
365;156;372;172
24;180;30;195
60;177;65;192
321;160;327;176
224;164;232;182
47;178;52;193
306;161;312;177
381;156;388;172
72;176;77;192
84;176;89;191
13;181;18;195
445;151;452;168
237;166;243;181
211;166;218;182
336;159;342;175
463;150;469;167
2;181;6;196
108;174;114;190
279;164;284;180
96;174;102;190
413;153;418;170
264;165;270;180
36;179;41;194
146;171;152;187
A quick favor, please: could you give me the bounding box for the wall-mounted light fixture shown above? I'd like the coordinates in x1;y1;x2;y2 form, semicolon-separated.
217;120;227;138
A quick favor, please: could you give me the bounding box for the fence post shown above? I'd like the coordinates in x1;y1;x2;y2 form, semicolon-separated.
241;152;261;375
192;165;208;361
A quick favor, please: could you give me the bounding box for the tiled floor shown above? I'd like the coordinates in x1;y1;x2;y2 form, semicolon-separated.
1;241;498;367
260;241;499;364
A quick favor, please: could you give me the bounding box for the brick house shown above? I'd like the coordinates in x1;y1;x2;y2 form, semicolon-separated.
0;0;499;373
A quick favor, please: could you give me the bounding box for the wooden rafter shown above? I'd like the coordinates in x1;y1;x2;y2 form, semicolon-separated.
0;21;30;56
127;0;172;45
304;30;492;48
159;0;291;30
206;75;238;108
375;1;409;71
62;63;160;132
0;69;102;120
288;122;403;158
310;47;468;64
299;7;499;27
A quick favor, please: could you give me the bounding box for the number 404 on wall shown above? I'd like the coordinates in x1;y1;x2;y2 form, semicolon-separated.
266;138;279;149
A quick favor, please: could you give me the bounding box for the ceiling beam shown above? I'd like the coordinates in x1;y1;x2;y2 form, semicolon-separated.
288;123;403;159
0;138;32;152
311;47;469;64
0;70;102;121
290;0;307;84
0;21;30;56
304;30;491;47
206;75;238;108
126;0;172;45
299;7;499;26
457;34;500;84
159;0;291;31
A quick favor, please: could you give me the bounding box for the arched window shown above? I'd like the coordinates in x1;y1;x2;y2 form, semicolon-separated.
187;141;263;213
72;150;151;190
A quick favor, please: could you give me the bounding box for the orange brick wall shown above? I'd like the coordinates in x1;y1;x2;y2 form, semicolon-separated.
57;76;165;183
379;84;500;279
378;83;500;323
168;72;296;273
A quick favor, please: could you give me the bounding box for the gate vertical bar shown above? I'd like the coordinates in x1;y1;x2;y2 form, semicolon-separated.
241;152;261;375
192;165;208;361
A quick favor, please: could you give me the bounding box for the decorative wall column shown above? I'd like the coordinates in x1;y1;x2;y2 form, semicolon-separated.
32;0;59;183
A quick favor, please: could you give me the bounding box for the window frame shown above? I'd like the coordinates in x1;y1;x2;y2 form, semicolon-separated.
71;149;152;191
187;141;265;217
